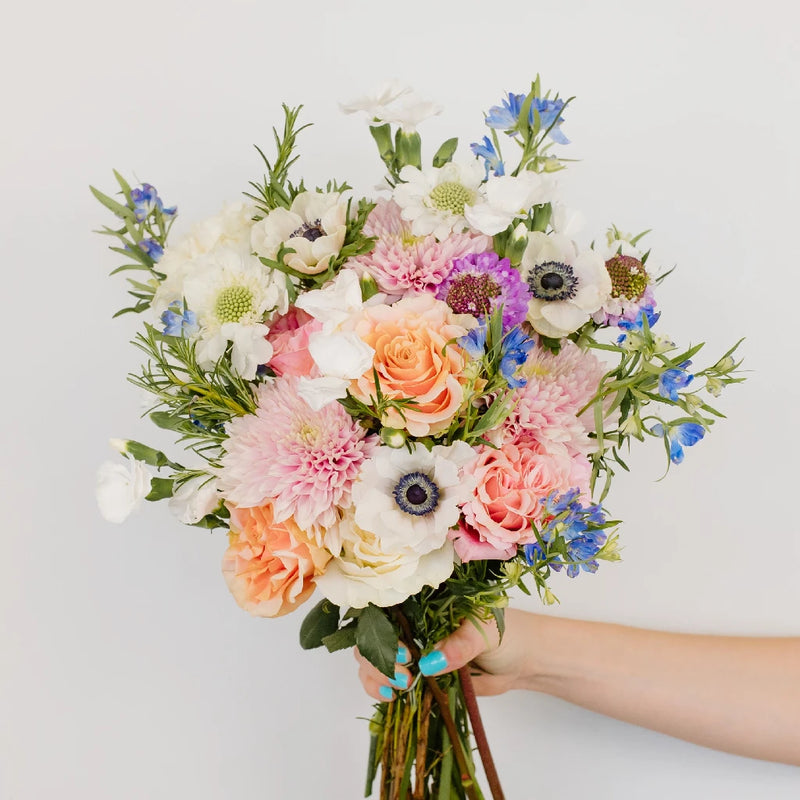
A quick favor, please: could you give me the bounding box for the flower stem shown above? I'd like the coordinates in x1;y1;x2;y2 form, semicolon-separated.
458;667;506;800
394;610;481;800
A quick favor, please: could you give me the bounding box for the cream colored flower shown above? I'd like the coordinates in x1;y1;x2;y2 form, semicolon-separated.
251;192;348;276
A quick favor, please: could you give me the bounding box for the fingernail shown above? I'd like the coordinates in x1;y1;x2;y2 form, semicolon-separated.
397;646;410;664
390;670;409;689
418;650;448;676
379;685;394;701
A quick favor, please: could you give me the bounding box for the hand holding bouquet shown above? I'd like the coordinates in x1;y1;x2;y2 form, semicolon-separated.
94;77;743;799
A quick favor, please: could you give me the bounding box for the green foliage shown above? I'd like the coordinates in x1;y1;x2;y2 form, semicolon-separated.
299;598;341;649
246;104;311;215
91;170;177;316
432;137;458;168
355;604;398;678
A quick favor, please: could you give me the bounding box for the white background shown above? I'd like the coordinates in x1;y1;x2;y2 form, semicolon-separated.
2;0;799;798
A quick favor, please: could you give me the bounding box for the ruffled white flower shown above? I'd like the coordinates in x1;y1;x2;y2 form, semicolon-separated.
393;161;485;240
314;510;456;609
352;441;477;553
550;203;585;238
340;81;413;117
250;191;348;276
96;456;153;524
295;269;376;409
521;232;612;338
464;172;557;236
182;245;288;379
168;475;221;524
340;82;441;132
152;201;256;316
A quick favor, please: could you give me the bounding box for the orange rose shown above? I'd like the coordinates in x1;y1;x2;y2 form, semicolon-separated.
222;503;330;618
348;294;470;437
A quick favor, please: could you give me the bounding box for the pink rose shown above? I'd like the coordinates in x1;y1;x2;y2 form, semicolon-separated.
449;520;516;563
222;503;330;618
266;307;322;378
461;439;591;552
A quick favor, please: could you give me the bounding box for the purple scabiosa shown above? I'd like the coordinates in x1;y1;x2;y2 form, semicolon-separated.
436;251;530;332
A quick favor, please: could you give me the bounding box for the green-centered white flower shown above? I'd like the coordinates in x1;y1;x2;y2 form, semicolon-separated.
393;161;485;240
251;191;348;276
182;245;288;379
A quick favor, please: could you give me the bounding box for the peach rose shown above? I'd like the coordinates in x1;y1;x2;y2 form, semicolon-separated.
222;503;330;618
347;294;470;437
266;307;322;378
460;439;590;552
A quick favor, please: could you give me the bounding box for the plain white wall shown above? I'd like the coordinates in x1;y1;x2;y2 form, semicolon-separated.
2;0;799;797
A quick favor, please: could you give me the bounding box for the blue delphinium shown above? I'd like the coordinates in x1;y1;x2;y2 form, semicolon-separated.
138;238;164;262
651;421;705;465
524;490;609;577
658;360;694;401
499;326;535;388
457;322;488;359
485;92;569;144
161;301;198;338
616;304;661;344
470;136;505;178
131;183;177;223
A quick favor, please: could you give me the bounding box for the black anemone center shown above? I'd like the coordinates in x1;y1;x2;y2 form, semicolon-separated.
527;260;579;301
392;471;440;517
291;218;325;242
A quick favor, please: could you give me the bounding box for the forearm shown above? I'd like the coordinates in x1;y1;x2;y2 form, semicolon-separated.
514;613;800;765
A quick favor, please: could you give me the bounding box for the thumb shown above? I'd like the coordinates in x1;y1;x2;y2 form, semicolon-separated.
418;617;500;677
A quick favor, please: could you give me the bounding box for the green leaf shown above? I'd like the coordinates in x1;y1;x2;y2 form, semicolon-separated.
299;598;340;650
149;411;186;432
146;477;174;501
355;604;397;678
119;439;183;470
432;137;458;168
322;622;358;652
491;607;506;639
90;185;133;220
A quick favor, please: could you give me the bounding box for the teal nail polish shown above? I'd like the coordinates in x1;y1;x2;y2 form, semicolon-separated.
397;645;410;664
390;670;409;689
418;650;448;676
379;685;394;701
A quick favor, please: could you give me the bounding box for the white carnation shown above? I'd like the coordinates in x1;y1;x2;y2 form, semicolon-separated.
96;456;153;524
168;475;220;525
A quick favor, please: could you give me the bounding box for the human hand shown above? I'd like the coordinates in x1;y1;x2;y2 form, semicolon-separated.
354;609;532;701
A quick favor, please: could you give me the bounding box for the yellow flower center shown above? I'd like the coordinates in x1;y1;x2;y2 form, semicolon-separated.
429;182;473;216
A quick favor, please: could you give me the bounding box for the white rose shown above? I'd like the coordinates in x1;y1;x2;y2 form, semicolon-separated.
314;511;455;609
96;457;153;524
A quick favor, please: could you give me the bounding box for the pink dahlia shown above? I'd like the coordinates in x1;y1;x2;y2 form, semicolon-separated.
351;200;490;298
217;376;377;533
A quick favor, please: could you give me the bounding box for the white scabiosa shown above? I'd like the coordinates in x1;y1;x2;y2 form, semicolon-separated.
182;245;288;379
250;191;348;276
520;232;612;338
152;201;257;317
393;161;485;240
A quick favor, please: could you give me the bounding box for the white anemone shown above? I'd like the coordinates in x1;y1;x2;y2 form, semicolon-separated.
521;232;612;338
251;191;348;276
352;441;476;553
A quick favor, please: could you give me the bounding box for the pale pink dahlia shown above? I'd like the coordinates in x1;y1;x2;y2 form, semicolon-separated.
217;376;377;533
351;200;490;298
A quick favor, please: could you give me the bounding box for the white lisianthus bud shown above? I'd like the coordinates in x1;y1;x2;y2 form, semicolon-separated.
96;457;153;524
380;427;407;448
169;476;221;524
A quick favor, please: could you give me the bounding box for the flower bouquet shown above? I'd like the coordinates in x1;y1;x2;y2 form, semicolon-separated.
94;78;743;799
